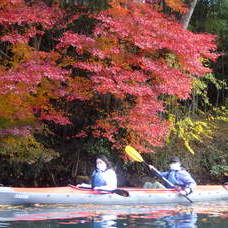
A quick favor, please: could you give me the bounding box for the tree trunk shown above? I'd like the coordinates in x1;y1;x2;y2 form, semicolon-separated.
180;0;198;29
132;0;198;30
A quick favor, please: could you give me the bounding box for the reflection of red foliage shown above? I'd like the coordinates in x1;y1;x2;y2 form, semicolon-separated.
220;213;228;218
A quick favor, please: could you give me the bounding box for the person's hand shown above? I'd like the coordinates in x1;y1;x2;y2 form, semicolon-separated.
93;187;99;190
179;187;192;196
76;183;86;188
148;165;155;170
93;187;107;190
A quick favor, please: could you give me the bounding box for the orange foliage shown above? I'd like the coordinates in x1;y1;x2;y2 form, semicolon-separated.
165;0;188;13
66;77;94;101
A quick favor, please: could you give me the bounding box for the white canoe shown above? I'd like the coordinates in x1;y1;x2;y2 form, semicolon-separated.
0;185;228;205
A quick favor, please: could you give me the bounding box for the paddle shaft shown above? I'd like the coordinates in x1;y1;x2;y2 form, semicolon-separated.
68;185;129;197
143;161;175;188
143;161;193;203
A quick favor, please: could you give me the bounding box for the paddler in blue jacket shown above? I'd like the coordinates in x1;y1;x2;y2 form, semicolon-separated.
147;157;196;195
77;155;117;190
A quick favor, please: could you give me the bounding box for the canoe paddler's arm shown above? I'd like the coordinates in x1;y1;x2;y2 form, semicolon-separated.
77;183;92;188
178;170;197;195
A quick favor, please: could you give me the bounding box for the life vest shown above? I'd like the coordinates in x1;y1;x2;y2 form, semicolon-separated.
91;169;107;188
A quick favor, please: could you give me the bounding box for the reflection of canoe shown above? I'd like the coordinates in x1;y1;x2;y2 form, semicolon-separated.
0;205;178;222
0;185;228;205
0;208;95;222
0;205;193;226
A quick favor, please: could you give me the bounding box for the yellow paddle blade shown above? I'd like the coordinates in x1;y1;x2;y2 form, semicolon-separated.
125;145;144;163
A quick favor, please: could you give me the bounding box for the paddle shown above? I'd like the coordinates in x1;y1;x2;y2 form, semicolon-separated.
68;184;129;197
125;145;193;203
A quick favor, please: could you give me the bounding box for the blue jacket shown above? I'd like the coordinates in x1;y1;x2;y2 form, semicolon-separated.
91;168;117;189
159;169;196;189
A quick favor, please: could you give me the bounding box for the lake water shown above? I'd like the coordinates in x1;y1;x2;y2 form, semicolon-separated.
1;202;228;227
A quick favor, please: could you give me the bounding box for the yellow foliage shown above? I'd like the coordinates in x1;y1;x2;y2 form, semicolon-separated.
58;56;76;68
210;106;228;122
0;92;34;120
68;77;94;99
10;43;33;68
168;114;213;154
36;78;62;100
96;36;118;52
184;140;195;154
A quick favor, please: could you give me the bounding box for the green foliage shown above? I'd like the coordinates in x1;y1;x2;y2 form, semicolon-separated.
81;137;113;157
0;135;59;164
190;0;228;105
0;117;37;130
210;164;228;177
0;117;12;129
193;77;210;106
191;73;227;108
191;0;228;35
204;73;228;90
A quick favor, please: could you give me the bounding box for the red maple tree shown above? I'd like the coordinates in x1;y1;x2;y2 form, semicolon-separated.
0;0;219;152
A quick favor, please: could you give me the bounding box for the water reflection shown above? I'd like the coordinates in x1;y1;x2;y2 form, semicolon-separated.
161;212;197;227
0;203;228;227
92;215;117;228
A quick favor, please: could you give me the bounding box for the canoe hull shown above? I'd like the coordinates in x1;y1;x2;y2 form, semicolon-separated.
0;185;228;205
